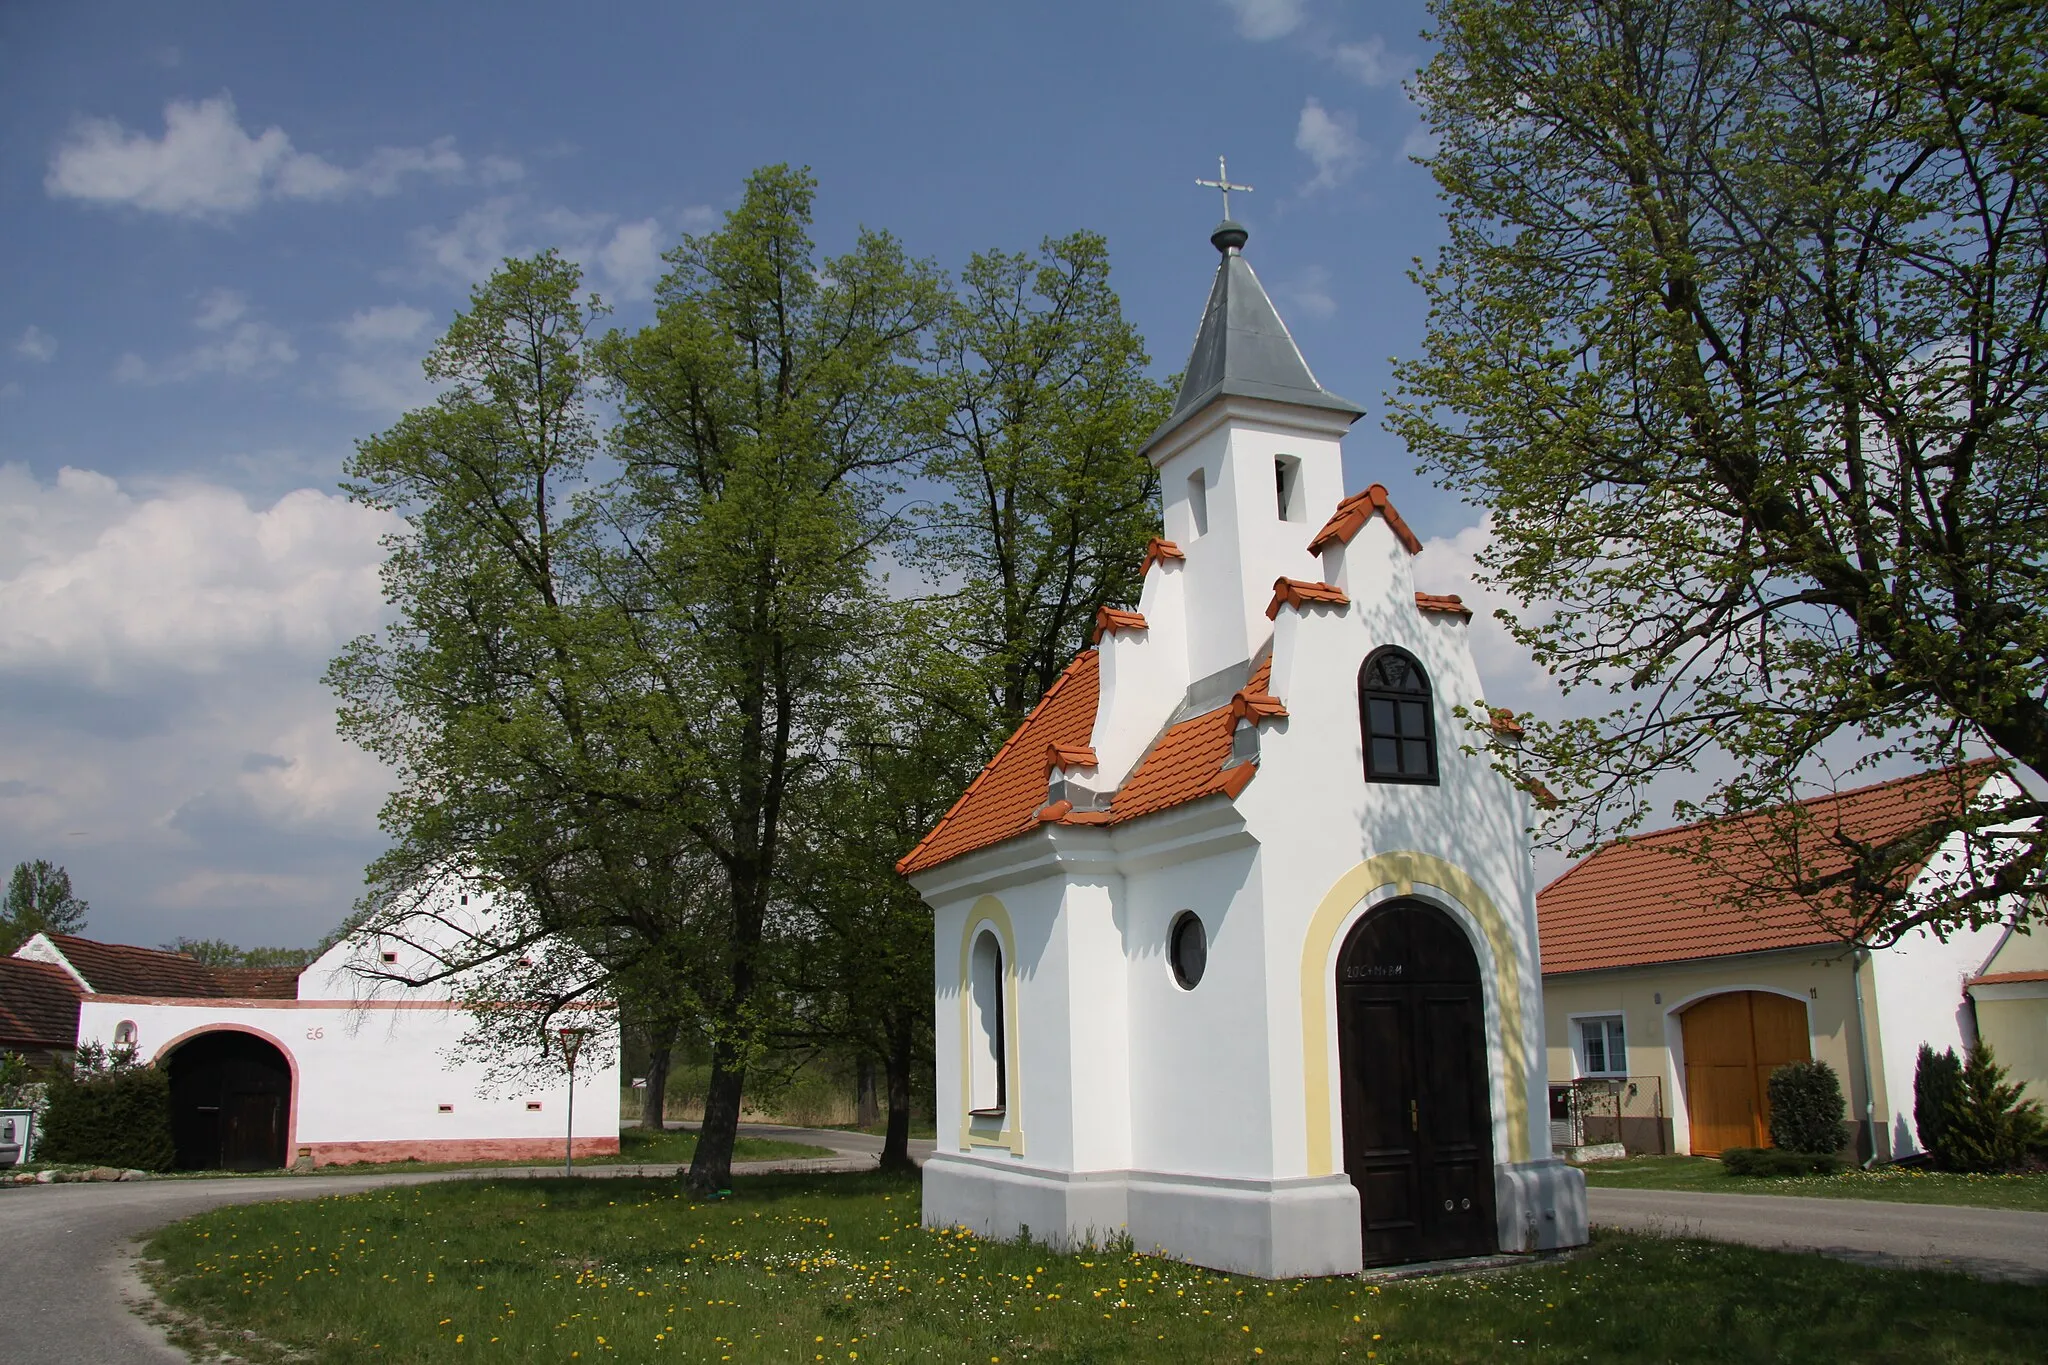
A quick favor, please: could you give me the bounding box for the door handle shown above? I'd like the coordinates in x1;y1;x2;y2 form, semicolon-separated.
1410;1099;1418;1132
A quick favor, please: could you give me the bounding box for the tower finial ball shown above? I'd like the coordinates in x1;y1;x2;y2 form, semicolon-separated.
1211;220;1249;254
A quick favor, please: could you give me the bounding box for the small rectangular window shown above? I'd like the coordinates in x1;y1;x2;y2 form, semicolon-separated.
381;950;398;964
1275;456;1302;521
526;1101;543;1111
437;1103;454;1113
1577;1016;1626;1076
1187;468;1209;538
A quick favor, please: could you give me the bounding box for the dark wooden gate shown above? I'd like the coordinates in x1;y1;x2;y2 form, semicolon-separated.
1337;899;1497;1266
167;1031;291;1170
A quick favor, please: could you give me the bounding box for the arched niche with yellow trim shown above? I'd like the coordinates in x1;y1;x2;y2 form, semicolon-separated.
1298;852;1531;1175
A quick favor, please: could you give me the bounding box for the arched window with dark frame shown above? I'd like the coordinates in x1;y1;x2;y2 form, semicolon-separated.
1359;647;1438;783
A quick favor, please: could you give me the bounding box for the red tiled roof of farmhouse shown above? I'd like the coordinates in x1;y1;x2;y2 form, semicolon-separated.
42;934;300;999
1536;760;2005;976
0;957;84;1051
897;654;1278;876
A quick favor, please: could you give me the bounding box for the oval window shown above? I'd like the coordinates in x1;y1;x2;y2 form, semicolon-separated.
1169;912;1208;990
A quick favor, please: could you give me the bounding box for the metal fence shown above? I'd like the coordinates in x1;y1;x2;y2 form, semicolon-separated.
1548;1075;1668;1155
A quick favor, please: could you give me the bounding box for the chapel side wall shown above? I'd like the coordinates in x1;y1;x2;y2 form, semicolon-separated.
1246;510;1550;1181
77;998;619;1164
1541;951;1861;1157
1123;843;1269;1177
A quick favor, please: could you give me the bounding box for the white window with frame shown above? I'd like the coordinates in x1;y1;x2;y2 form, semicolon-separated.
1575;1014;1626;1077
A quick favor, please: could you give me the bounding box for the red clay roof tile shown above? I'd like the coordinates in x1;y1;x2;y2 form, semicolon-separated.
1968;970;2048;987
0;957;82;1051
1308;484;1423;556
42;934;301;999
1415;592;1473;619
1142;538;1186;575
1092;606;1148;643
1266;578;1350;620
1046;742;1099;772
1537;761;2002;976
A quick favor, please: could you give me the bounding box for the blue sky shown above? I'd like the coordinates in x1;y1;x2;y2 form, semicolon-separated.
4;0;1538;949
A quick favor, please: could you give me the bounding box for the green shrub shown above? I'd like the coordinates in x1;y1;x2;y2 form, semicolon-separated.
1914;1043;1963;1160
1721;1145;1845;1177
1768;1059;1848;1154
1942;1041;2042;1174
36;1052;175;1170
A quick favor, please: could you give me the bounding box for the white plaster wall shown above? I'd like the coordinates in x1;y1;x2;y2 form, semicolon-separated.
75;997;618;1149
1121;840;1270;1177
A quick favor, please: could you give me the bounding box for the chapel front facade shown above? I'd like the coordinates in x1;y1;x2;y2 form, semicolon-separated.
898;219;1587;1276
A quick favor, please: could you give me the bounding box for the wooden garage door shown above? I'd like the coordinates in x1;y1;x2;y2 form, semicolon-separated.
1680;992;1811;1155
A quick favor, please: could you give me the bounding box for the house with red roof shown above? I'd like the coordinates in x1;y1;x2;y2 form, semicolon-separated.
1536;761;2039;1161
897;216;1584;1276
5;879;617;1170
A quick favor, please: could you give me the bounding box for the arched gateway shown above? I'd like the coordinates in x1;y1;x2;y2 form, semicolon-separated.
166;1031;292;1170
1337;900;1497;1266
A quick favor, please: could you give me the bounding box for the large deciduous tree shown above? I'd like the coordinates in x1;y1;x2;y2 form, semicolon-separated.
597;165;946;1190
1394;0;2048;942
2;860;88;953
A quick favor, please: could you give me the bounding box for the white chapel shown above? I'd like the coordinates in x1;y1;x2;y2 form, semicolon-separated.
898;216;1588;1276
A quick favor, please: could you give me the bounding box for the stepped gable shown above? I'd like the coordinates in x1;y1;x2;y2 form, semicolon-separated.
0;957;84;1052
43;934;299;999
1308;484;1421;556
898;654;1284;876
1537;760;2003;976
1414;592;1473;619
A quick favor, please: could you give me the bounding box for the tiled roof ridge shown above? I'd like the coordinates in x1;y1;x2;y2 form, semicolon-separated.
1045;741;1099;772
1141;538;1186;575
895;651;1098;877
1415;591;1473;619
1308;484;1423;557
1093;606;1149;643
1969;969;2048;987
1266;577;1350;620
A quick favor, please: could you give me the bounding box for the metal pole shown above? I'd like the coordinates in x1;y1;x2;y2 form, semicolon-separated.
564;1056;576;1176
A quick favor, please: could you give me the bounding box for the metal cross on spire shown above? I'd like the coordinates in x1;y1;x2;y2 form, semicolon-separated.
1195;156;1253;219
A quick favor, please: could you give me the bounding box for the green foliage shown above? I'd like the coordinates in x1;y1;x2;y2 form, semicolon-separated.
37;1049;174;1170
1;859;88;952
1915;1042;1964;1159
161;937;316;969
1941;1041;2043;1173
1721;1146;1846;1177
1397;0;2048;944
1768;1059;1849;1155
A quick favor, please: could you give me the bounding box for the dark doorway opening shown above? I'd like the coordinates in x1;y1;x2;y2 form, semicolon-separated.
1336;899;1498;1267
167;1031;291;1171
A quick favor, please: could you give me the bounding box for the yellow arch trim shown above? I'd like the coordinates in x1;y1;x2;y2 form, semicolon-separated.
957;895;1024;1155
1299;851;1530;1174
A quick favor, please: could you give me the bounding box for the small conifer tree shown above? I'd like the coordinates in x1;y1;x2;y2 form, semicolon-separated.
1913;1043;1963;1162
1942;1042;2042;1174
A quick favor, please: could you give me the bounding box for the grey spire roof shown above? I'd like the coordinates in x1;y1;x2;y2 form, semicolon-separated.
1139;221;1364;460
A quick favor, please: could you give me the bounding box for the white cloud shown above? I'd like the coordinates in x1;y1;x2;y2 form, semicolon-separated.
1222;0;1308;40
1295;97;1367;191
115;288;296;384
597;218;664;301
14;325;56;363
1331;36;1406;87
413;196;523;283
1401;123;1442;161
327;304;438;415
46;94;514;219
1416;515;1556;706
678;205;719;234
1280;265;1337;320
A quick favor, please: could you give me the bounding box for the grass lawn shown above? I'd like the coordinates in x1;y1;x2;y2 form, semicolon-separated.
143;1172;2047;1364
1579;1155;2048;1211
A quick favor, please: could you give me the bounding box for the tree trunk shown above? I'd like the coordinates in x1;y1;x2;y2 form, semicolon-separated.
640;1019;679;1131
856;1055;880;1129
686;1047;746;1195
880;1014;916;1174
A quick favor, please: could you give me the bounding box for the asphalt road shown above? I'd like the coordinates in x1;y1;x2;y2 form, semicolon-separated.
1587;1185;2048;1282
0;1124;908;1365
4;1137;2035;1365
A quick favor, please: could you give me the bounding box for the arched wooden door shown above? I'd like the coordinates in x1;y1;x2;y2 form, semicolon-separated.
1336;900;1497;1267
166;1031;292;1170
1679;992;1811;1155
